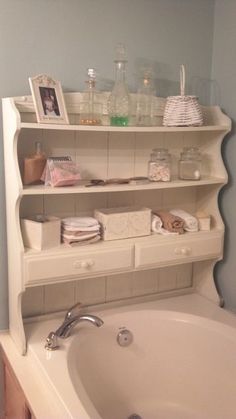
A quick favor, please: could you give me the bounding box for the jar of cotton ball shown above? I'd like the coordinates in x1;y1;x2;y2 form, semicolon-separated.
179;147;202;180
148;148;171;182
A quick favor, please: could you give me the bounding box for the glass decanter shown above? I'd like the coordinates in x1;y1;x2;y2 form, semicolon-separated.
79;68;102;125
136;69;155;126
108;44;131;126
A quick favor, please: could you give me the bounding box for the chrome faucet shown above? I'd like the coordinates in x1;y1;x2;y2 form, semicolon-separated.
55;313;104;338
45;303;104;350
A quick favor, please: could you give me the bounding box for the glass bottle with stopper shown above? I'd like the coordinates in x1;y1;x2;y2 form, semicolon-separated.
79;68;102;125
136;68;155;126
108;43;131;126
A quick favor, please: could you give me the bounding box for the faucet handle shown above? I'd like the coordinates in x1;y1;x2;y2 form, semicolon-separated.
64;302;83;321
45;332;59;351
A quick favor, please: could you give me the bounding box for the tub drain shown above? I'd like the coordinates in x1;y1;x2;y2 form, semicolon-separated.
117;329;133;346
128;415;142;419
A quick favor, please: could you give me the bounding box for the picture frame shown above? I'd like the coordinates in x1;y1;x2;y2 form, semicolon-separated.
29;74;69;124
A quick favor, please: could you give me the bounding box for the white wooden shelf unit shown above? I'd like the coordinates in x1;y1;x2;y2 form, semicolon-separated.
2;93;231;354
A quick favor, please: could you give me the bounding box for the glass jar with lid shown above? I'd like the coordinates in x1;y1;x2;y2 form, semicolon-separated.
178;147;202;180
148;148;171;182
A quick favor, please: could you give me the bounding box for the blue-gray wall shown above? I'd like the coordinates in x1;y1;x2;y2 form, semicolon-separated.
0;0;216;329
212;0;236;310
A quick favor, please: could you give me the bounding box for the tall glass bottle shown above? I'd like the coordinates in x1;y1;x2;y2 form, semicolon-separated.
79;68;102;125
108;44;131;126
136;69;155;126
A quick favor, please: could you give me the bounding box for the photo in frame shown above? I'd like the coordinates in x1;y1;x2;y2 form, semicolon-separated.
29;74;69;124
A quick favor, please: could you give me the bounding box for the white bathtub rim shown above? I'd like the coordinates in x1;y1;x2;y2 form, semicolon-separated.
25;292;236;419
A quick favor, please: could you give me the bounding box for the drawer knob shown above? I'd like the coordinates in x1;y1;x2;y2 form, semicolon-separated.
81;260;94;268
174;247;191;256
73;260;94;269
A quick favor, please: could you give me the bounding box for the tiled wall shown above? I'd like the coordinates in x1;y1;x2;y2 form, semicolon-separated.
22;263;192;317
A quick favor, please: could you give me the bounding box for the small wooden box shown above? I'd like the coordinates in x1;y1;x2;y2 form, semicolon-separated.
21;215;61;250
195;211;211;231
94;206;151;241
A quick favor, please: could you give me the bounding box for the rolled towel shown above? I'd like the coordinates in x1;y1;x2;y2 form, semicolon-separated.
151;214;178;236
153;210;184;234
151;214;163;233
170;209;198;232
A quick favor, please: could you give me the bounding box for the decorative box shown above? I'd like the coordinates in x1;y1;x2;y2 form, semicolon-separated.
21;215;61;250
94;206;151;241
195;211;211;231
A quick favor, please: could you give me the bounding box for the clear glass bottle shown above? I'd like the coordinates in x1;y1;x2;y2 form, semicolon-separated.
108;44;131;126
79;68;102;125
179;147;202;180
136;69;155;126
148;148;171;182
23;141;46;185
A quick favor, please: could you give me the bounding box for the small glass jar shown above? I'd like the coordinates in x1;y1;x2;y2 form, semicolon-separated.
148;148;171;182
179;147;202;180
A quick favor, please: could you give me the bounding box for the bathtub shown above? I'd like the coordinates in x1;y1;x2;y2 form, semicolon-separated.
26;294;236;419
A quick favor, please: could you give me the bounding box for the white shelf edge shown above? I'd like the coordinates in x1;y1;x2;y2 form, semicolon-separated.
20;122;230;132
21;177;226;196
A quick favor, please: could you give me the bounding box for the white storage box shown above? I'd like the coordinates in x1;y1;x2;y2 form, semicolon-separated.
21;215;61;250
94;206;151;241
195;211;211;231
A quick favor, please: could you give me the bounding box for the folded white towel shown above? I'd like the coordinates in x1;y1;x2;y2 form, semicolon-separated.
62;217;99;228
151;214;178;236
62;224;100;232
170;209;198;232
62;231;99;241
68;235;101;246
64;234;101;246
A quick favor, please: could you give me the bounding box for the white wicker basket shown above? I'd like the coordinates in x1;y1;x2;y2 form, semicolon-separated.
163;65;203;127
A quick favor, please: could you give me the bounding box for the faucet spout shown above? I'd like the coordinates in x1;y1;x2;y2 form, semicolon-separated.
45;304;104;350
55;314;104;338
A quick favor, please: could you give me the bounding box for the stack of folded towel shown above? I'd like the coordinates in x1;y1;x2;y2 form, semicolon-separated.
61;217;100;245
152;209;198;235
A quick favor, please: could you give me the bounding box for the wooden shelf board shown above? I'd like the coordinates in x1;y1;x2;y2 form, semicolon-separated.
21;122;230;133
21;177;226;196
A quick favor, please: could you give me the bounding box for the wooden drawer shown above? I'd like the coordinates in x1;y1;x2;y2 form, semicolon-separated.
24;245;133;285
135;231;223;268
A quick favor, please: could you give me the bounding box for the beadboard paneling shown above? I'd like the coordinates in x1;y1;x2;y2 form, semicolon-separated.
22;264;193;318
